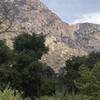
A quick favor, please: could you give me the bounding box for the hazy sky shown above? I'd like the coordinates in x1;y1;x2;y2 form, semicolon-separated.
42;0;100;24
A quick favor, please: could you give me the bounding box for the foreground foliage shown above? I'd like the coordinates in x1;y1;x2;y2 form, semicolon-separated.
36;93;92;100
0;88;31;100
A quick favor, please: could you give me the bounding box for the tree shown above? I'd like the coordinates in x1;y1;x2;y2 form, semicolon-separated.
59;56;86;94
0;40;13;90
60;52;100;94
75;62;100;99
0;40;13;65
11;60;55;99
0;33;55;99
0;0;17;34
86;51;100;68
14;33;48;60
13;33;56;98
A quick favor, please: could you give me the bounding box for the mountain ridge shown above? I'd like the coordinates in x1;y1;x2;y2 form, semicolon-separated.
0;0;100;72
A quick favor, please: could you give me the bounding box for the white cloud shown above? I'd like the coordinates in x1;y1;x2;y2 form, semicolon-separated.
72;13;100;24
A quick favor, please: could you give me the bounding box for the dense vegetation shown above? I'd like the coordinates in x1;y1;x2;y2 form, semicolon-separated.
0;88;31;100
36;94;92;100
0;33;55;99
58;52;100;99
0;33;100;100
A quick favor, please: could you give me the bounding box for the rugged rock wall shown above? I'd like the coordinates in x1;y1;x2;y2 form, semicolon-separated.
0;0;100;72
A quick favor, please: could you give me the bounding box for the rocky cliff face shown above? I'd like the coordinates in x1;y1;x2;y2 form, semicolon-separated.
0;0;100;72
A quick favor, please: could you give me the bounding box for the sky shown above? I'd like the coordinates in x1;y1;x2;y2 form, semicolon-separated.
42;0;100;24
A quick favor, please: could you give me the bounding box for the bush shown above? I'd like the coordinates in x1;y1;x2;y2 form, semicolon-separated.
36;93;92;100
0;88;31;100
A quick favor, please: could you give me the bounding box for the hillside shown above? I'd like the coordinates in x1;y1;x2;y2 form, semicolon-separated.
0;0;100;72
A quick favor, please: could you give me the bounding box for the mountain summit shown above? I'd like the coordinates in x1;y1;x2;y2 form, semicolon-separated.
0;0;100;72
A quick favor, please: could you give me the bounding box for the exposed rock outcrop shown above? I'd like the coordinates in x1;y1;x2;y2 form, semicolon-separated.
0;0;100;72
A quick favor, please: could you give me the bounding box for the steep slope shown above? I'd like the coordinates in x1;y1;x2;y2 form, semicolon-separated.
0;0;100;72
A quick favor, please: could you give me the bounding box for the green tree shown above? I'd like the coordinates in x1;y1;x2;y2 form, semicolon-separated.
75;62;100;99
0;40;14;90
60;52;100;94
0;40;13;65
14;33;48;60
59;56;86;93
0;33;55;99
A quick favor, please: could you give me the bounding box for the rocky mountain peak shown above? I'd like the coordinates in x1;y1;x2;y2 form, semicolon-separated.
0;0;100;72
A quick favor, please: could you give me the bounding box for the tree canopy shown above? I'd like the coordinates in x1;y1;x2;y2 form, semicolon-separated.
0;33;55;99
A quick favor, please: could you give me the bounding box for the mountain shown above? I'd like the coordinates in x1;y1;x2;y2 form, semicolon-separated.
0;0;100;72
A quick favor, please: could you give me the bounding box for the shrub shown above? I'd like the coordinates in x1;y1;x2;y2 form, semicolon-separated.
0;88;31;100
36;93;92;100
